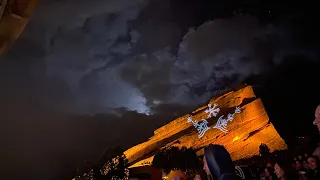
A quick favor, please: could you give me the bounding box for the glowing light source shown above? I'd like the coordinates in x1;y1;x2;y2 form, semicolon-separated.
233;136;240;142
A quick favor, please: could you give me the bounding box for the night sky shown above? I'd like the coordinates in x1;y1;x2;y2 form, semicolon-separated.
0;0;320;179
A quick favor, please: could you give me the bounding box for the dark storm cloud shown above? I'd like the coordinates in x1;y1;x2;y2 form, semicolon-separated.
4;0;311;115
16;0;151;114
122;14;320;107
1;0;318;122
1;0;320;179
169;16;272;104
121;15;274;106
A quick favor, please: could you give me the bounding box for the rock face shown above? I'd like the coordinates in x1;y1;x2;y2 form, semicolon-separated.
0;0;38;54
124;85;287;167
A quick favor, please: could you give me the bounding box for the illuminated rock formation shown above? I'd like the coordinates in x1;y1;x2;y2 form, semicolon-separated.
124;85;287;167
0;0;38;54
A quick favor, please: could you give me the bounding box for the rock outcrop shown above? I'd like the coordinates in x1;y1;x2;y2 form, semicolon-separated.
124;85;287;167
0;0;39;54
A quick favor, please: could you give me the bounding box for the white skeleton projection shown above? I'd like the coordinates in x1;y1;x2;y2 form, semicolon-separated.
205;103;220;118
187;116;194;123
213;115;229;133
187;105;241;137
187;116;198;127
196;120;210;138
187;116;210;138
213;106;241;133
193;120;199;128
226;106;241;122
235;106;241;114
187;116;195;125
227;113;234;121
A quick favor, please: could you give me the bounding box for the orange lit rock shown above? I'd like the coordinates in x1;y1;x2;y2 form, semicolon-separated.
124;85;287;167
0;0;39;55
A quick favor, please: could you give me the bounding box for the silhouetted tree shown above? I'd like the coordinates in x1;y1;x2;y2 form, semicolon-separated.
259;143;270;156
75;146;129;180
152;146;201;174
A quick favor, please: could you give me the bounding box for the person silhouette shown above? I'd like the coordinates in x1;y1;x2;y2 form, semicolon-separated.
313;105;320;133
203;144;240;180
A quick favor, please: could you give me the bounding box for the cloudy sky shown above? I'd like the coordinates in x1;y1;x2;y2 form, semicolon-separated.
1;0;320;179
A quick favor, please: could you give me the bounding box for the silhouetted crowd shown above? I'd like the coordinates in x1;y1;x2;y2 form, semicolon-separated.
200;144;320;180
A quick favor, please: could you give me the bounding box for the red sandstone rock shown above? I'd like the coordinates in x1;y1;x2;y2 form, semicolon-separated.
124;85;287;167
